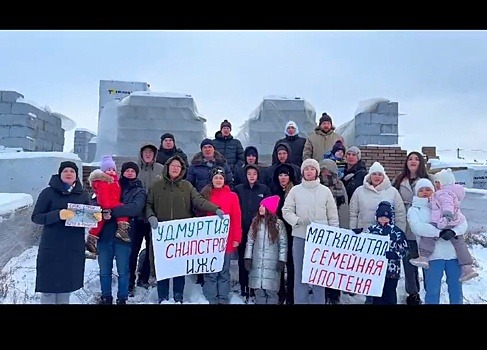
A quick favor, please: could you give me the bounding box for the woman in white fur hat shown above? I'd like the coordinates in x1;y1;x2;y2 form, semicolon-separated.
282;158;339;304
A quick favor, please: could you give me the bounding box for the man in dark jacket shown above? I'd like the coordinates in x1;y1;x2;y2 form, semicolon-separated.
233;145;266;187
187;138;233;192
272;120;307;168
262;142;301;188
212;119;245;173
156;132;189;168
234;164;271;301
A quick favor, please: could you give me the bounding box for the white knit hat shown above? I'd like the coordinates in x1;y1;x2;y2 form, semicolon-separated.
415;178;435;196
301;158;320;177
368;161;386;175
434;168;456;186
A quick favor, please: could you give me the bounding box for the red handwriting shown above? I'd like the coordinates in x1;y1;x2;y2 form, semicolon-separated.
310;248;385;276
165;238;227;259
308;267;372;294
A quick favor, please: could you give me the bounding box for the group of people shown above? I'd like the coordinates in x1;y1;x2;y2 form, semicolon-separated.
31;112;477;305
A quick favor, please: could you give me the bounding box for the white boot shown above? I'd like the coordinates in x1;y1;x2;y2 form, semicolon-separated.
409;256;430;269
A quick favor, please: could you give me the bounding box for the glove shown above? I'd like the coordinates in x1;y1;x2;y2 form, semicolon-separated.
244;259;252;272
148;216;159;230
59;209;75;220
102;209;112;220
93;212;103;222
297;218;312;227
442;210;454;221
276;261;285;273
439;229;456;241
215;208;225;220
385;251;396;259
351;228;363;234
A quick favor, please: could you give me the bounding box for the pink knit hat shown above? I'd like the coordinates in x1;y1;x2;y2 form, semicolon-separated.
260;195;280;215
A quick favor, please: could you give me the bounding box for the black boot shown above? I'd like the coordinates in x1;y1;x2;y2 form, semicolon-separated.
99;296;113;305
406;293;422;305
116;298;127;305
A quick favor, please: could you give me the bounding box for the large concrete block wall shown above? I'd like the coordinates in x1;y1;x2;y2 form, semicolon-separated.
74;129;96;162
354;101;398;146
0;90;65;151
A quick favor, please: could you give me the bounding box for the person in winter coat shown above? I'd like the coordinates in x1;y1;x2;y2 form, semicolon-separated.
187;138;233;192
244;195;287;304
342;146;367;201
234;164;271;301
87;155;131;251
200;167;242;304
323;140;347;179
409;171;478;282
392;151;434;305
233;146;265;187
135;142;165;290
32;161;98;304
319;158;349;304
263;141;301;188
302;112;344;163
360;201;409;305
282;158;339;304
212;119;245;173
407;178;468;304
146;155;224;303
155;132;189;169
272;120;307;167
91;161;147;304
270;163;297;305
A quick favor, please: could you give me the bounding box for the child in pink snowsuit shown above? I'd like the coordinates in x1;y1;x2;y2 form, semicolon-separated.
409;170;478;282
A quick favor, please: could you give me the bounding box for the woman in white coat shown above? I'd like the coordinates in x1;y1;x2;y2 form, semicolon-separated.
407;178;467;304
282;158;339;304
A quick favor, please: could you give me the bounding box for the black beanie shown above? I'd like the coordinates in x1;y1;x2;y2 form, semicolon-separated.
376;201;393;221
220;119;232;130
121;161;140;177
200;138;215;149
319;112;333;125
58;161;79;178
211;166;226;179
161;133;175;142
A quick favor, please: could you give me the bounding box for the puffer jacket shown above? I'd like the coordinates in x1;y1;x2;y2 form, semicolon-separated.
282;178;339;239
349;174;407;232
244;219;287;291
213;131;245;172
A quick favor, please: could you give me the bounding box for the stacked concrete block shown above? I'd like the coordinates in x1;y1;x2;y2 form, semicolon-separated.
0;90;65;151
236;97;316;156
74;129;96;162
354;101;399;146
95;92;207;160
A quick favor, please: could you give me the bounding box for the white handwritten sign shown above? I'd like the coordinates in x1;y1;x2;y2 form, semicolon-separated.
152;214;230;281
65;203;102;228
302;223;389;297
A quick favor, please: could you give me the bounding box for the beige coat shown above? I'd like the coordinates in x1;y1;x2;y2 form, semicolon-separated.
302;127;344;162
282;178;339;239
349;174;407;232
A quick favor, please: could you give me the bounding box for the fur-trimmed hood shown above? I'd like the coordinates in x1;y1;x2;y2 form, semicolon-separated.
88;169;114;186
190;149;228;166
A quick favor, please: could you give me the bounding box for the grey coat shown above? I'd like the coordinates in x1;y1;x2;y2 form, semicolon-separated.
244;219;288;292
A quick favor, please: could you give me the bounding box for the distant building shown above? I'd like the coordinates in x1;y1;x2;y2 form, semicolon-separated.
88;136;97;163
74;129;96;162
0;91;65;151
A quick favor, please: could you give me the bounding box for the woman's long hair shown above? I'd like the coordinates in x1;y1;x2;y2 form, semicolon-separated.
250;210;280;243
393;151;429;189
200;183;214;200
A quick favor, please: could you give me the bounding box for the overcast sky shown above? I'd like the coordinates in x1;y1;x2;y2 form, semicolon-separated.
1;30;486;153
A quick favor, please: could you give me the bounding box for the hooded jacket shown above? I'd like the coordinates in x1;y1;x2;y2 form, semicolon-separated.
272;122;306;167
302;126;344;162
233;146;264;187
212;130;245;172
138;142;165;194
262;142;301;187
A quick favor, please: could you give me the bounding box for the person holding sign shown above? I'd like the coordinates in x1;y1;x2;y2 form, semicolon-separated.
31;161;100;304
282;158;339;304
146;155;224;304
360;201;409;305
244;195;287;304
200;166;242;304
